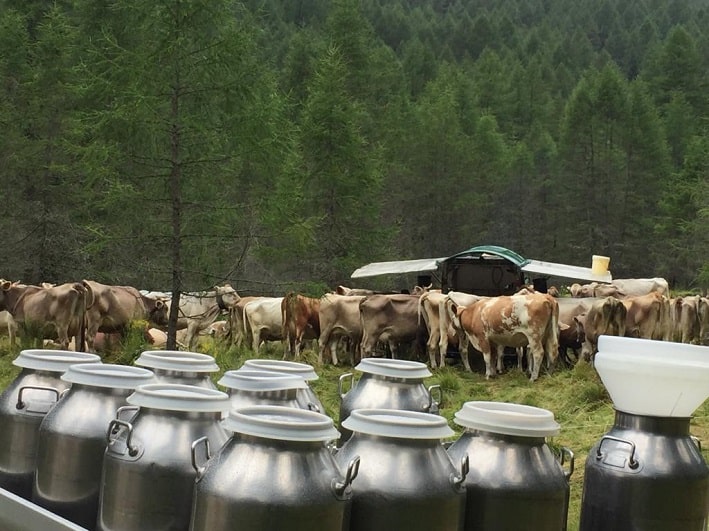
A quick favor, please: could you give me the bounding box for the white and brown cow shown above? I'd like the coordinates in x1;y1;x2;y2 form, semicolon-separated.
0;280;89;349
318;294;365;365
418;290;446;368
449;293;560;381
359;293;428;361
282;292;320;359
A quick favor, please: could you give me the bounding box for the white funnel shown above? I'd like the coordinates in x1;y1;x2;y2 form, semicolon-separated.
595;335;709;417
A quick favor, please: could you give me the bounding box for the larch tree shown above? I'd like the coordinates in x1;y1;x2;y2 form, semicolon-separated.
76;0;287;347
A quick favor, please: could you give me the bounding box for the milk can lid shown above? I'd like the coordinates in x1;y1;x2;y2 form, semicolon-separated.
134;350;219;373
242;359;319;381
342;408;454;439
127;383;230;412
218;369;308;391
454;401;560;437
355;358;432;379
62;363;156;389
13;349;102;372
223;405;339;442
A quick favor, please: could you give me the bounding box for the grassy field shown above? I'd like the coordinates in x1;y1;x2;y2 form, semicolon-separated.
2;336;708;531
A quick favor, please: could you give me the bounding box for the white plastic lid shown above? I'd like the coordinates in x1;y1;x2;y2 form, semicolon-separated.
342;408;454;439
61;363;156;389
13;350;101;372
355;358;432;379
223;405;339;442
454;401;560;437
595;335;709;417
127;383;230;412
242;359;319;381
134;350;219;373
218;369;308;391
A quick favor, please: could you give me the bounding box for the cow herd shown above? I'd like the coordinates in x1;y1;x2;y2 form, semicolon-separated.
1;276;707;383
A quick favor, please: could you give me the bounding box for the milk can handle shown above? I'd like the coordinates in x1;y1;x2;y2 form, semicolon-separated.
559;447;575;480
451;454;469;488
427;384;443;408
115;405;139;422
307;402;321;413
332;456;360;497
597;435;638;469
106;419;138;457
338;373;354;399
691;436;702;452
191;436;211;478
16;385;60;410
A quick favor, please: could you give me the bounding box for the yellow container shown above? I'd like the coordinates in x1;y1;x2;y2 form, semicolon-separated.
591;255;610;275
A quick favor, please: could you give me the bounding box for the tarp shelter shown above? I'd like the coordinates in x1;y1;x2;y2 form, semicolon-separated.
351;245;612;296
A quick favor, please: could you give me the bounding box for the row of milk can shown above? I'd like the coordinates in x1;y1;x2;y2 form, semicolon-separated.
0;352;576;531
2;342;707;530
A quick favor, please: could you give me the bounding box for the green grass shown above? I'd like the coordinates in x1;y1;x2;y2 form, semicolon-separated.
2;337;708;531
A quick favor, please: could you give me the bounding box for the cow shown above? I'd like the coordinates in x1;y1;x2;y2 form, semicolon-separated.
575;297;627;361
82;280;169;353
670;295;704;344
359;293;428;361
0;310;17;345
449;293;560;381
243;296;284;352
441;292;485;372
282;292;320;359
335;286;377;296
699;297;709;346
226;295;261;347
556;297;604;364
318;294;365;365
0;280;88;350
168;285;241;350
570;278;670;299
622;291;671;341
418;290;446;368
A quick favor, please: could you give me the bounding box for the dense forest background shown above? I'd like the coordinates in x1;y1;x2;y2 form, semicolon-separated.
0;0;708;296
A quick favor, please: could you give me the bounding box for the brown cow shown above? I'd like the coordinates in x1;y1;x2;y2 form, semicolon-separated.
419;290;447;368
0;280;88;349
318;294;365;365
670;296;702;344
575;296;627;361
622;291;671;341
359;294;429;361
83;280;169;353
449;293;560;381
282;292;320;359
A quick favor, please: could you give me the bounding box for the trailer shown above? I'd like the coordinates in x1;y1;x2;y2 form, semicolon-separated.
351;245;612;295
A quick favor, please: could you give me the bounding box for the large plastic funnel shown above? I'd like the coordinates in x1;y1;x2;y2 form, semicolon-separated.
595;335;709;417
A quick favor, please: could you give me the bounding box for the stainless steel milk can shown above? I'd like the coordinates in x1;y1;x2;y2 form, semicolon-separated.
97;383;230;531
336;408;467;531
447;401;574;531
0;349;101;499
32;363;155;530
242;358;324;412
134;350;219;389
190;405;358;531
338;358;441;443
218;369;312;410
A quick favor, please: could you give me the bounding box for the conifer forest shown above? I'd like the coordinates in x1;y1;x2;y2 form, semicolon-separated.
1;0;708;295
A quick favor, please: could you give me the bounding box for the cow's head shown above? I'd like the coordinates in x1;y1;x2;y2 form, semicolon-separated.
216;284;240;311
149;299;169;327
